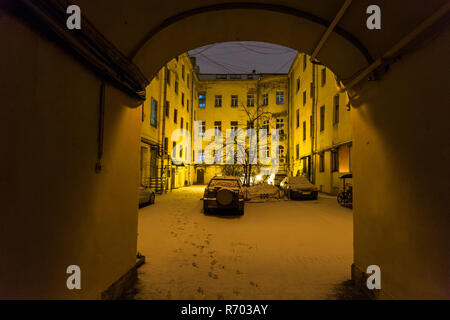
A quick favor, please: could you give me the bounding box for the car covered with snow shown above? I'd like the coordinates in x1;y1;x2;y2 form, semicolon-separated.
280;176;319;200
203;176;245;215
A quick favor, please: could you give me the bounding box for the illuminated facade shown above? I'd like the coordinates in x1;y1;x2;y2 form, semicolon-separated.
141;53;351;194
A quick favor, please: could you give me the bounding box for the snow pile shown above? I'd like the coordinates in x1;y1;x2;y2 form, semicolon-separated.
246;183;282;201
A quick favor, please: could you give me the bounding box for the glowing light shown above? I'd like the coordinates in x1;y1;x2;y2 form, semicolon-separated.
267;173;275;185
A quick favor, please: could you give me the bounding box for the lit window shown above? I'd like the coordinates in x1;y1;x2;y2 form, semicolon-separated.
215;95;222;107
231;95;238;107
199;93;206;108
276;91;284;105
247;94;255;107
151;98;158;127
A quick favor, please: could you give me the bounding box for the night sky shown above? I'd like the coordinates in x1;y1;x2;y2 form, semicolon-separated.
188;41;298;74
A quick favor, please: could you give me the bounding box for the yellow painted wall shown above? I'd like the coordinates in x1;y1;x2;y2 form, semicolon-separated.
0;12;140;299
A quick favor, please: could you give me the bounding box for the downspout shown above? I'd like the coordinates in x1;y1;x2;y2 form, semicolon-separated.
311;63;316;184
190;70;195;185
160;66;168;194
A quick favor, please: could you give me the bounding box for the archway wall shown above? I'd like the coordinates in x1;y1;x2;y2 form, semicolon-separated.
351;24;450;298
0;10;141;299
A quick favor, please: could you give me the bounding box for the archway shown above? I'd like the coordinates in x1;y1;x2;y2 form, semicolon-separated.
1;0;449;299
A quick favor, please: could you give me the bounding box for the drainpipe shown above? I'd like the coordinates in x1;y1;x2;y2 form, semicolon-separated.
160;66;168;194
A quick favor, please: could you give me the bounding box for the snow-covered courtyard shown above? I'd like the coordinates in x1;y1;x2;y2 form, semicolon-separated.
126;185;365;299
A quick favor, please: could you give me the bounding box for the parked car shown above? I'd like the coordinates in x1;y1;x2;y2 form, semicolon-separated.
280;176;319;200
139;186;155;207
273;173;287;187
203;176;245;215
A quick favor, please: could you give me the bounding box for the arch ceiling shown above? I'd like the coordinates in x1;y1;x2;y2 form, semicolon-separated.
69;0;449;84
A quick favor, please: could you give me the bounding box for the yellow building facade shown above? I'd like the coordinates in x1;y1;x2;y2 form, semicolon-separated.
141;52;351;194
288;53;352;195
140;53;198;192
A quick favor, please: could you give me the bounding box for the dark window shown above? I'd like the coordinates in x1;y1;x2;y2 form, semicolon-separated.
214;121;222;136
319;152;325;172
247;94;255;107
230;121;238;131
333;94;340;125
262;93;268;106
174;109;177;124
296;109;300;128
262;119;269;132
181;92;184;106
175;81;179;94
310;82;314;98
276;91;284;105
164;137;168;154
199;92;206;107
166;69;171;85
320;105;325;131
182;65;185;80
296;78;300;92
231;95;238;107
151;98;157;127
296;144;299;160
331;150;339;172
321;68;326;87
199;121;206;136
187;99;189;112
165;101;170;117
187;74;190;88
215;95;222;107
303;91;307;106
303;121;306;141
186;122;189;130
180;117;183;129
276;118;284;135
303;54;307;71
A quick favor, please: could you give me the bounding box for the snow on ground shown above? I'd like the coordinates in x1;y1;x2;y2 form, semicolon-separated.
124;185;366;300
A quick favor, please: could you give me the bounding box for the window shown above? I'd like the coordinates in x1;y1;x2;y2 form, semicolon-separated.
276;91;284;104
197;149;205;163
303;54;307;71
296;78;300;92
172;141;176;157
182;65;185;80
247;120;254;129
230;74;241;79
320;105;325;131
180;117;184;129
247;94;255;107
214;121;222;136
187;74;190;88
166;69;171;85
151;98;157;127
262;93;268;106
262;119;269;132
174;109;178;124
164;137;168;154
175;81;179;94
296;109;300;128
215;95;222;107
198;92;206;107
187;99;189;112
231;95;238;107
303;121;306;141
278;145;285;162
165;101;170;117
276;118;285;135
216;74;227;80
331;150;339;172
321;68;326;87
303;91;307;106
230;121;238;131
198;121;206;136
333;94;340;125
319;152;325;172
310;82;314;98
181;92;184;106
186;122;189;131
179;144;183;158
296;144;299;159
